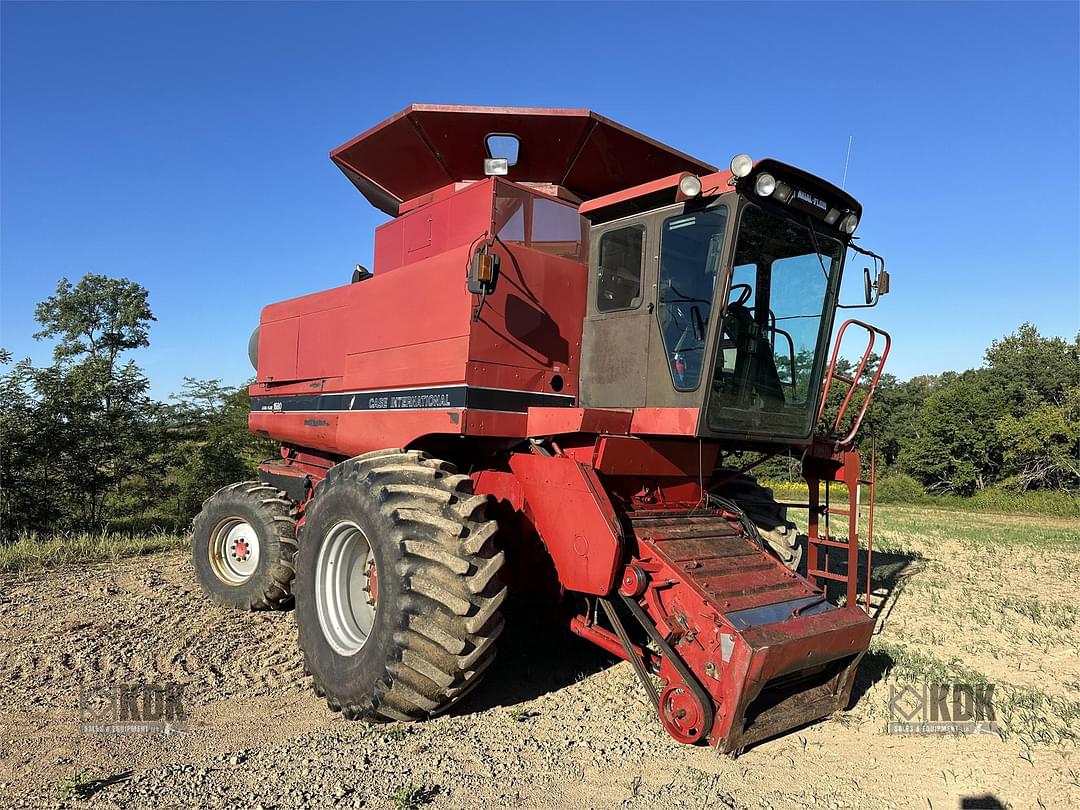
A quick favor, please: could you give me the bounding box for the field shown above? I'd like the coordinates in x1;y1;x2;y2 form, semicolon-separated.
0;504;1077;809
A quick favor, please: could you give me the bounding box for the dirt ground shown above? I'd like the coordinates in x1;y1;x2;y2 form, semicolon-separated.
1;506;1078;809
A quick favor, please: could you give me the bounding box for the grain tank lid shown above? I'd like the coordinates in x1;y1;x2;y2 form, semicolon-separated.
330;104;716;217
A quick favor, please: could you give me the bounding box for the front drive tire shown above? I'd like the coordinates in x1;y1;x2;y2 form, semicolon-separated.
715;473;804;573
295;449;506;722
191;481;298;610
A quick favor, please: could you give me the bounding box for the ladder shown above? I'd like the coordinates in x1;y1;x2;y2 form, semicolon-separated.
805;445;876;611
804;318;891;612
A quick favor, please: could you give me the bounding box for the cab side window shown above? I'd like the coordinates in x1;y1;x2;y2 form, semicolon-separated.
596;225;645;312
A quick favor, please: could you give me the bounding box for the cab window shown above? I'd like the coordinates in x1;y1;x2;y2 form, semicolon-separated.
596;225;645;312
657;208;729;390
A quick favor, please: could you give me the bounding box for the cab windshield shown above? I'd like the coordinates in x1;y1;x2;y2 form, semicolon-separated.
705;203;842;438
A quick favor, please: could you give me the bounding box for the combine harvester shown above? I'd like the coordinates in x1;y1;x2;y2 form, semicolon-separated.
192;105;892;752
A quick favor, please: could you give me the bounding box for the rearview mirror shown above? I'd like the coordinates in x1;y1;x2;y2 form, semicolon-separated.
859;267;891;306
840;246;889;309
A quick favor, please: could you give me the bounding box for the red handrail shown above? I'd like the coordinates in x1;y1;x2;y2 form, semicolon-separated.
817;319;892;446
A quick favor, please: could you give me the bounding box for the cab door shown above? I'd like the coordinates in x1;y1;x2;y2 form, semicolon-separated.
644;203;732;408
579;220;656;407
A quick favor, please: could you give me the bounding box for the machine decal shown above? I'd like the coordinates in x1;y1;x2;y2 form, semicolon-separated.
250;385;574;414
795;189;828;210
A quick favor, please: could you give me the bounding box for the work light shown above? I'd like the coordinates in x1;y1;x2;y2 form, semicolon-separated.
729;153;753;178
754;173;776;197
678;174;702;198
483;158;509;176
840;212;859;234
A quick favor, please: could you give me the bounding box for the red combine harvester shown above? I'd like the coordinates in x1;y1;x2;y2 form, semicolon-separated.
192;105;892;752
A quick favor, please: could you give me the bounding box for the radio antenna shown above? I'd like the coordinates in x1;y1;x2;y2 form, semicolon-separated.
841;135;853;190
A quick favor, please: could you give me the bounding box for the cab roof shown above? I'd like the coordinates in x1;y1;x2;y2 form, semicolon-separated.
330;104;716;216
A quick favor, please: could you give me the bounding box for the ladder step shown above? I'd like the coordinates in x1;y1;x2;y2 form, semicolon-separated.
808;537;850;550
827;507;854;517
807;568;848;583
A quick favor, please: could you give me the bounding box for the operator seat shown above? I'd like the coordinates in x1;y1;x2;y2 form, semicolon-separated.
720;303;786;408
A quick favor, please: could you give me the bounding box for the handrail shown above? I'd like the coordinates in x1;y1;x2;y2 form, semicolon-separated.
817;319;892;446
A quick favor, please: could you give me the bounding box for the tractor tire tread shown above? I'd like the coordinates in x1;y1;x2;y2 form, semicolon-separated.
191;480;297;611
297;450;505;724
714;472;803;572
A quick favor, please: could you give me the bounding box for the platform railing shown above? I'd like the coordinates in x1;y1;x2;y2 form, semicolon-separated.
818;319;892;447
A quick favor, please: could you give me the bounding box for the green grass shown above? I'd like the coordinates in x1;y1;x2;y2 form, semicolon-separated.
393;783;435;810
0;530;187;573
870;506;1079;552
760;477;1080;517
998;595;1077;630
58;769;94;802
870;638;1080;746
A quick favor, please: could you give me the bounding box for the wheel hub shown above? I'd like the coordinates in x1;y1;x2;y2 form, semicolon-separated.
365;558;379;606
315;520;378;657
208;518;261;585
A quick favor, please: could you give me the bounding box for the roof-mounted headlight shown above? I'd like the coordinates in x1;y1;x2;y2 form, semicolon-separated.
678;174;702;198
839;212;859;234
754;173;776;197
729;153;753;178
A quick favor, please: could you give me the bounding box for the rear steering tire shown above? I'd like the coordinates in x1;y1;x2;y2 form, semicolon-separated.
295;449;506;722
191;481;297;610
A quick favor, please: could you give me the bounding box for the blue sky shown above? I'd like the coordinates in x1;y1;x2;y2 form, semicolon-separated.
2;1;1077;399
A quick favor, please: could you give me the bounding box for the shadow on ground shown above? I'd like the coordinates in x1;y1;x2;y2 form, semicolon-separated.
452;606;617;715
813;543;927;622
847;547;927;704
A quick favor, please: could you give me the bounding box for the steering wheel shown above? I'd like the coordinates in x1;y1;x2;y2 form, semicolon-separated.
728;283;753;306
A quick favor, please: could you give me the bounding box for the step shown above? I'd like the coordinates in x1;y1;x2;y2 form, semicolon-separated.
807;568;848;583
808;537;851;550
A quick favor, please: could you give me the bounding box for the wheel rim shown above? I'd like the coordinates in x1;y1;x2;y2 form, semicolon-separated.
315;520;378;656
208;517;261;585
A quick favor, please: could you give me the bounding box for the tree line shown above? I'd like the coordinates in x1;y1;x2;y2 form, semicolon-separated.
0;274;272;540
1;274;1077;540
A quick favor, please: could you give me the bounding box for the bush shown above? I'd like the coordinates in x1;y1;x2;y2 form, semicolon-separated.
963;487;1079;517
875;474;928;504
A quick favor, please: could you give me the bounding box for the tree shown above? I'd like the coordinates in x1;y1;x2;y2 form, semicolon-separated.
984;323;1078;411
34;274;154;366
163;379;276;520
996;390;1080;491
983;324;1080;491
898;370;1006;495
26;275;159;529
0;352;44;536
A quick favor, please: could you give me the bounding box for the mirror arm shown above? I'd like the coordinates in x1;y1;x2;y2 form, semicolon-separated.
839;242;889;309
